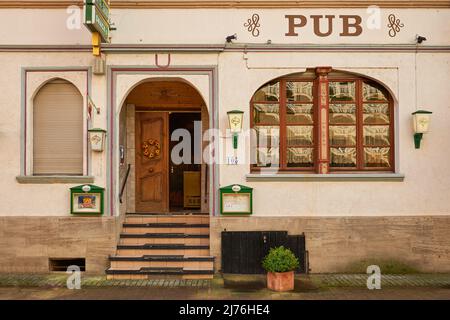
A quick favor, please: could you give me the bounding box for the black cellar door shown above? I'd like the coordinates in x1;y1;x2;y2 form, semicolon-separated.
221;231;307;274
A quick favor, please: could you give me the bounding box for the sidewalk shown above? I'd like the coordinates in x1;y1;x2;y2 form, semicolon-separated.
0;273;449;300
0;273;449;289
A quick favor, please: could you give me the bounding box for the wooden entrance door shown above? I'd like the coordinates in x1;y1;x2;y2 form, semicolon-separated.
135;112;169;212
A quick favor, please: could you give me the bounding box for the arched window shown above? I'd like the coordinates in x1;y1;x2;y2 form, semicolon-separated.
33;79;83;175
251;69;394;173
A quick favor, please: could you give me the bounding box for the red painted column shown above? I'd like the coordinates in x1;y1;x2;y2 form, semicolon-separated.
315;67;332;174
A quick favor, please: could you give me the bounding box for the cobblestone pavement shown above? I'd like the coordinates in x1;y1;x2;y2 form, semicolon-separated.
0;273;449;288
0;274;210;288
314;274;450;287
0;273;449;300
0;286;449;300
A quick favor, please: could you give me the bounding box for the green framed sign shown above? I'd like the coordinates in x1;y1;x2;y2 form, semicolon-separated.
84;0;110;43
220;184;253;215
86;0;110;20
70;184;104;215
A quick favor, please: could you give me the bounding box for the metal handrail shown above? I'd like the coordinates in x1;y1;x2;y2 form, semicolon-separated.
119;164;131;204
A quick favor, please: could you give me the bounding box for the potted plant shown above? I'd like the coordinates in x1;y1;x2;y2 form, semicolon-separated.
262;246;300;292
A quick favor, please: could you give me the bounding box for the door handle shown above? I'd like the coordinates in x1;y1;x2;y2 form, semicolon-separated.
148;168;154;173
171;166;174;174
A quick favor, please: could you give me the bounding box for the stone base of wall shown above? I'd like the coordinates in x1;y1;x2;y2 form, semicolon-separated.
0;217;118;274
2;216;449;274
210;216;450;273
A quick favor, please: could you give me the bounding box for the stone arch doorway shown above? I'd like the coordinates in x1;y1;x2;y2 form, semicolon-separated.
119;79;210;213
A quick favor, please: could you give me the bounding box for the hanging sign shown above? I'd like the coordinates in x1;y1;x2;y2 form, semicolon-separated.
84;0;110;43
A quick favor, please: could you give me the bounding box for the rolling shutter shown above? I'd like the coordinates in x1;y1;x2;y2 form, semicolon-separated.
33;79;83;175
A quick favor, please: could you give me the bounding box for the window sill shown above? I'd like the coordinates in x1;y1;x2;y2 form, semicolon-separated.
245;173;405;182
16;176;95;184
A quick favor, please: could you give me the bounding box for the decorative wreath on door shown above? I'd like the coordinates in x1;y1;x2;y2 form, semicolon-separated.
142;139;161;159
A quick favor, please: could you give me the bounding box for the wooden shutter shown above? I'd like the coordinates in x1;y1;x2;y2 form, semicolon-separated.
33;79;83;175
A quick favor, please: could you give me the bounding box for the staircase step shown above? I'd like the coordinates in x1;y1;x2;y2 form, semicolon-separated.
109;214;213;280
125;215;209;224
123;223;209;228
119;237;209;246
140;267;183;274
117;244;209;250
105;267;214;280
119;233;209;245
116;244;210;256
140;267;213;275
120;233;209;238
126;212;209;216
110;255;214;262
107;268;214;275
109;255;214;270
122;226;209;235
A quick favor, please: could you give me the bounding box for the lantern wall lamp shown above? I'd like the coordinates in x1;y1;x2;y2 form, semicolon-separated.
88;128;107;152
227;110;244;149
412;110;432;149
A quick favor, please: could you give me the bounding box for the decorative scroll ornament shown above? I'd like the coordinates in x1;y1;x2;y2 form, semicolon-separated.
142;139;161;159
244;13;261;37
387;14;404;38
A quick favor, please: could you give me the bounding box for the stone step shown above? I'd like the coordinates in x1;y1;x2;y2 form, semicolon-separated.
123;223;209;228
119;236;209;246
106;274;214;280
120;233;209;239
126;212;209;216
116;244;210;256
125;215;209;224
110;255;214;261
109;256;214;270
105;267;214;280
109;214;213;280
122;225;209;235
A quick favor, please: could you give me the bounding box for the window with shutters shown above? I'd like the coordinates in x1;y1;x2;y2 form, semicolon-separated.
250;69;394;173
33;79;84;175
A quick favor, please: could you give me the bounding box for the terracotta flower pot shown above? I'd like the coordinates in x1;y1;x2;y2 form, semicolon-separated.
267;271;294;292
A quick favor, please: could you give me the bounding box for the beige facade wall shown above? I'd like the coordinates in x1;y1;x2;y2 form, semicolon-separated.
0;7;448;273
0;8;448;217
0;50;448;217
0;8;449;45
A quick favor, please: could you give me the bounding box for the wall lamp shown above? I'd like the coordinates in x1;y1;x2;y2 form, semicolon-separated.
416;35;427;44
88;128;107;152
412;110;432;149
226;34;237;43
227;110;244;149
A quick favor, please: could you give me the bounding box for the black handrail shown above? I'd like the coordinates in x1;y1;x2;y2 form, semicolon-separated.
119;164;131;204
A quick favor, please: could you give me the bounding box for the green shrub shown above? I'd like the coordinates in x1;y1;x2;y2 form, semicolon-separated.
262;246;300;273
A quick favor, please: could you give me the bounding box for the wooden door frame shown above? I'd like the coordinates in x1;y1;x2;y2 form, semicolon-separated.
108;67;219;218
134;108;208;213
